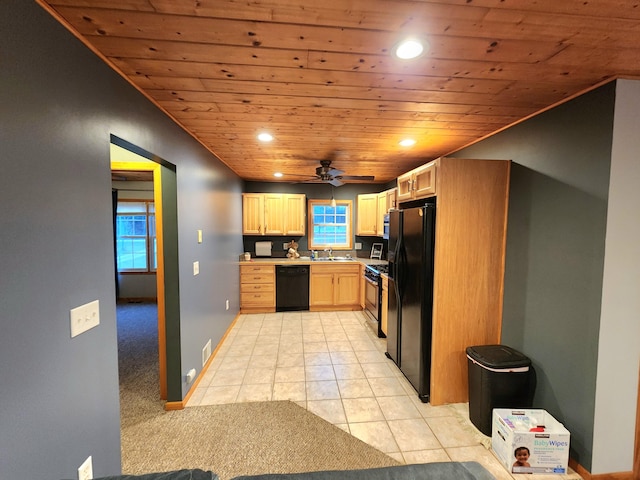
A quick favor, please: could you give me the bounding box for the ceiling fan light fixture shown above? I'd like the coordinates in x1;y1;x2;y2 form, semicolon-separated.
394;39;425;60
399;138;416;147
257;132;273;142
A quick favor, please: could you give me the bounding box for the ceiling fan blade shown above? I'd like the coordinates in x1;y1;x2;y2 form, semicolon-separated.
336;175;375;181
328;178;344;187
326;168;344;177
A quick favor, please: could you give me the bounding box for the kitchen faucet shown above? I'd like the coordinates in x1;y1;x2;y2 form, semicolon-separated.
324;247;333;258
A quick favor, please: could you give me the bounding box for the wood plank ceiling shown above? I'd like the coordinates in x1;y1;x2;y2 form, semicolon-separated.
39;0;640;185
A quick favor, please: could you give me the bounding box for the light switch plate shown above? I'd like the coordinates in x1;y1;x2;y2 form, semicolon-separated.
197;229;203;244
193;261;200;276
70;300;100;338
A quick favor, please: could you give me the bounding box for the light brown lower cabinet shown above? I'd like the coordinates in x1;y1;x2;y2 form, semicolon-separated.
309;264;360;310
240;264;275;313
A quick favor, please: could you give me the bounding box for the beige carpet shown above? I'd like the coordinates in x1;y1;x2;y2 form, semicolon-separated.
121;400;400;480
117;304;399;480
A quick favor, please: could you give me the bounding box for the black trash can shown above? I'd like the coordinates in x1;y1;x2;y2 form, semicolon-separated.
466;345;535;436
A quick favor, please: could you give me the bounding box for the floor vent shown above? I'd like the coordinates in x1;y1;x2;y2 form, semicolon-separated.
202;339;212;367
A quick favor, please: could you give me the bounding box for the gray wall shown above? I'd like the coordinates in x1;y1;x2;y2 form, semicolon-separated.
0;1;243;479
450;83;616;470
591;79;640;474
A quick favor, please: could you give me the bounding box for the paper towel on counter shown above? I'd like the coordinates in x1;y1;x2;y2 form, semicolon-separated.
255;241;272;257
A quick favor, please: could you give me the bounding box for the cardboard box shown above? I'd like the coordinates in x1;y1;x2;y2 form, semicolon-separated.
492;409;570;474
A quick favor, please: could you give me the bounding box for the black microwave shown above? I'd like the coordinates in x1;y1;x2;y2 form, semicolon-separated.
382;213;390;240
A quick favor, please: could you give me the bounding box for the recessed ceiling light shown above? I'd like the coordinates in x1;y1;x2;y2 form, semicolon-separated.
399;138;416;147
273;172;283;178
394;39;424;60
257;132;273;142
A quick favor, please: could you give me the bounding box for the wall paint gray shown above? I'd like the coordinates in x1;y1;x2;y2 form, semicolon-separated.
0;1;243;478
449;83;616;470
591;79;640;474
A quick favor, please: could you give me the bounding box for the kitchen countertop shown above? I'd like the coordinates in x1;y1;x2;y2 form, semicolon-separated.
240;256;388;267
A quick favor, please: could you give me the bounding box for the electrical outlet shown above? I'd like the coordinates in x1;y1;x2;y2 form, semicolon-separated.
225;299;229;310
355;242;362;250
77;455;93;480
282;242;288;250
70;300;100;338
193;261;199;276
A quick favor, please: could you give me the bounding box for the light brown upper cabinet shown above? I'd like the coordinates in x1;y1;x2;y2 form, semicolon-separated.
357;188;397;237
242;193;264;235
242;193;306;236
356;193;378;236
283;194;306;236
376;192;387;236
396;160;437;202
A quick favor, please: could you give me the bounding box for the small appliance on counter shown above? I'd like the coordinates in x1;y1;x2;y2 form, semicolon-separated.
254;241;272;257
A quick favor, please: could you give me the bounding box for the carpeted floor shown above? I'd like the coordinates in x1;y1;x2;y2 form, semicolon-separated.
121;400;400;480
117;303;399;480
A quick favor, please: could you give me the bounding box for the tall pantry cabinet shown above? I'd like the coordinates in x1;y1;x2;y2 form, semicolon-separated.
399;157;511;406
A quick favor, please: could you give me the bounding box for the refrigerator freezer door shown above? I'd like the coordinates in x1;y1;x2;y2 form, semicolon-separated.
385;209;402;365
398;205;436;402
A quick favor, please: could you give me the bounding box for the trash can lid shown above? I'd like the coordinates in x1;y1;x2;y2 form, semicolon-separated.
466;345;531;369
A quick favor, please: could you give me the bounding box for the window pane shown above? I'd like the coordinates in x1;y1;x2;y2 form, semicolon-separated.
116;237;148;270
116;201;153;272
117;202;147;214
308;199;352;250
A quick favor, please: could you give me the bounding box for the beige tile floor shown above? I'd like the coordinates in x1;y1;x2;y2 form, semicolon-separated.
187;310;582;480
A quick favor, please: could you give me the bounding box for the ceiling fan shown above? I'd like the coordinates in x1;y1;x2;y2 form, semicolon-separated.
288;155;375;186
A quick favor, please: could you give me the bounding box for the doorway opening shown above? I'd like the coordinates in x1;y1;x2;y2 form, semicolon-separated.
110;135;181;406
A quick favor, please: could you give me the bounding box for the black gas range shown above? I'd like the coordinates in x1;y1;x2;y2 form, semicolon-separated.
363;263;389;337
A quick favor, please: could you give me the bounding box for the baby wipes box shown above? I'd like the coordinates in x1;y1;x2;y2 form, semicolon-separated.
492;409;570;474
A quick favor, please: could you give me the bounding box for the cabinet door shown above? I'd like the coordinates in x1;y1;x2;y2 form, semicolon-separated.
356;193;378;236
284;194;306;235
396;172;413;202
376;192;387;236
386;188;397;211
412;161;437;199
334;270;360;306
263;193;285;235
242;193;264;235
309;271;334;306
381;275;388;335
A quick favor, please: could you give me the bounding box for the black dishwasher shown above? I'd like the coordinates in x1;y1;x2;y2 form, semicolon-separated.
276;265;310;311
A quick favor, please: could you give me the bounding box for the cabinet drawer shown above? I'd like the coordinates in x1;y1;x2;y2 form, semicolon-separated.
240;283;274;293
240;264;274;274
240;273;274;283
241;291;274;305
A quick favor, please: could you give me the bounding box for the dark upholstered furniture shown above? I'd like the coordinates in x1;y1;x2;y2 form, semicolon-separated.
88;462;496;480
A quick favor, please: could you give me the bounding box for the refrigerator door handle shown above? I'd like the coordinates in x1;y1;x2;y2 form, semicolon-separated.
395;235;408;302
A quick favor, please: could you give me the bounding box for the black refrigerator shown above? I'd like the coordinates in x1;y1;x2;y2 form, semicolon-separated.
386;203;436;402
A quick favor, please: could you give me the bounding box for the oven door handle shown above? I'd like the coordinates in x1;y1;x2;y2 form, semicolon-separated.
364;276;378;286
